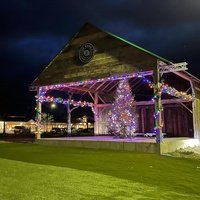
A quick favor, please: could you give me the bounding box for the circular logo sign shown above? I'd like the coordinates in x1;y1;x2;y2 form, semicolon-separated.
78;43;95;63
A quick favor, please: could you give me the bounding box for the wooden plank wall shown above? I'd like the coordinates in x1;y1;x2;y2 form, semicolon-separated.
33;23;157;86
96;107;110;135
136;104;193;137
96;104;193;137
136;106;154;133
162;104;193;137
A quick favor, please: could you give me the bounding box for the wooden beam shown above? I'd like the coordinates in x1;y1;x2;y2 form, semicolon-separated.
138;99;192;105
173;71;191;82
107;81;119;92
29;86;38;91
95;98;192;108
82;82;97;95
99;107;107;116
179;102;193;114
195;87;200;92
100;80;114;91
65;86;96;93
96;104;111;108
132;79;145;93
154;64;163;143
130;78;142;91
65;85;113;103
159;62;188;74
185;87;191;93
95;81;107;91
88;92;94;102
98;94;106;104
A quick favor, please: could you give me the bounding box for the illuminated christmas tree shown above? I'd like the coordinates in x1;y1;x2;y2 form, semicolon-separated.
108;79;136;137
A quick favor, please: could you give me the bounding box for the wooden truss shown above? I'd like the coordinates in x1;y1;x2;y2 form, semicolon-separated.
158;61;188;75
34;65;195;142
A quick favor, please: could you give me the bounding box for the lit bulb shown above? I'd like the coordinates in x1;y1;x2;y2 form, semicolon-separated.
51;103;56;109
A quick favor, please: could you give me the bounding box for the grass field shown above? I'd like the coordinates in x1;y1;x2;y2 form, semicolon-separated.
0;141;200;200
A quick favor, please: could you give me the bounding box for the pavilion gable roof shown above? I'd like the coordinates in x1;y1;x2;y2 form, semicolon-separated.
33;23;171;87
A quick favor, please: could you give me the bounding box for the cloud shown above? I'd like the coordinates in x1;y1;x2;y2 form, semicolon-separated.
0;35;68;83
0;0;199;116
0;0;200;79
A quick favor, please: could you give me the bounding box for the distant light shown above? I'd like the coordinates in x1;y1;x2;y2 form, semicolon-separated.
51;103;56;109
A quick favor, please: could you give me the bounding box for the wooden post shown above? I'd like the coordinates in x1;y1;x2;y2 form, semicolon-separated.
66;93;79;136
94;92;99;135
36;88;42;139
141;108;145;133
67;93;72;136
192;86;200;139
154;65;163;143
67;103;71;135
189;80;199;139
3;120;6;134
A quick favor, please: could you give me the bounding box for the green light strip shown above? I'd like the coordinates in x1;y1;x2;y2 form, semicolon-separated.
106;31;172;64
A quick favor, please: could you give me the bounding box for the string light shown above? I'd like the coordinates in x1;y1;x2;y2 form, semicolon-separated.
51;103;56;109
40;72;152;92
38;72;193;101
108;79;136;137
35;72;194;142
34;108;43;130
36;95;94;108
161;84;193;101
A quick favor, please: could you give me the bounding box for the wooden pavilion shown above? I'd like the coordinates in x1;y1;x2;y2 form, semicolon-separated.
31;23;200;143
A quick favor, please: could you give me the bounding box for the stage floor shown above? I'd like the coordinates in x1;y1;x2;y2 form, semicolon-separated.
37;136;199;154
41;136;156;143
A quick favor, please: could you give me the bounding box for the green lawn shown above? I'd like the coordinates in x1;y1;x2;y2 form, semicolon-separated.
0;141;200;200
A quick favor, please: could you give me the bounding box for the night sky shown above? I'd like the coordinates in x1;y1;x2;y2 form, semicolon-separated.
1;0;200;119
